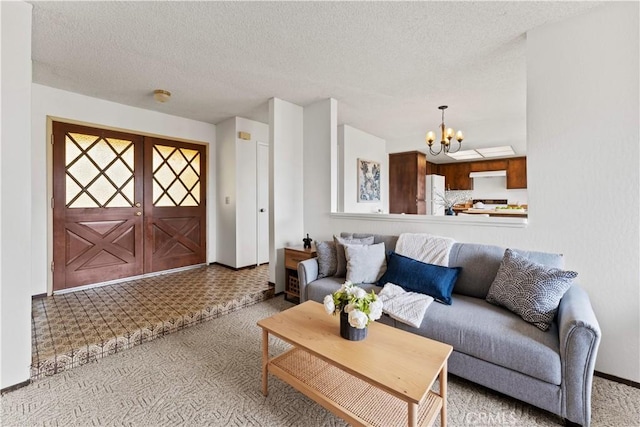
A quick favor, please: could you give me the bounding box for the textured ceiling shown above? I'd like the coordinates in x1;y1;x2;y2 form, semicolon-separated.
29;1;602;162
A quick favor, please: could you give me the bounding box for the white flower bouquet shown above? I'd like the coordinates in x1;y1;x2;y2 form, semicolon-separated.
323;281;383;329
433;190;472;209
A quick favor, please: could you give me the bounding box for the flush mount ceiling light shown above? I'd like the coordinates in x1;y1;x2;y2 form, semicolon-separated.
425;105;464;156
153;89;171;103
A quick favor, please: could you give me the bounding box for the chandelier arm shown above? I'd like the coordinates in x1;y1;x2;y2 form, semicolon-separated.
446;140;463;154
429;144;443;156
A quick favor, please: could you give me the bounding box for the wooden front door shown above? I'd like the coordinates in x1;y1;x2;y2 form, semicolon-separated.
144;138;206;273
52;122;206;291
53;123;144;291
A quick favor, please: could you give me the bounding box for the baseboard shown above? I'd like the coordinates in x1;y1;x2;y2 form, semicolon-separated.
55;264;204;295
595;371;640;389
32;293;47;300
210;262;259;271
1;379;30;395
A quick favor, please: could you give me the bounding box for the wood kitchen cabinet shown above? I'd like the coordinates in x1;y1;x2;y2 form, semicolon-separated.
389;151;426;214
507;157;527;189
435;157;526;190
390;154;525;204
437;162;472;190
425;160;438;176
470;159;508;172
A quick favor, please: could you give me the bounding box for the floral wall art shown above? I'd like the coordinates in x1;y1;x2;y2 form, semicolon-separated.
357;158;381;203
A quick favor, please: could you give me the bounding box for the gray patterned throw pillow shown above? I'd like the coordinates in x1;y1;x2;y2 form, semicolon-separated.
486;248;577;331
315;241;337;279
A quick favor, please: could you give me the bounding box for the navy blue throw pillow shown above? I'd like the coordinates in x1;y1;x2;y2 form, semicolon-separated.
377;252;460;304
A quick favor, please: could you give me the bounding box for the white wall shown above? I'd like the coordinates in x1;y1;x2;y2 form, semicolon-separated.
339;125;387;213
304;3;639;382
525;2;639;382
31;84;217;296
216;116;269;269
303;99;338;241
1;0;33;389
215;118;237;268
269;98;304;291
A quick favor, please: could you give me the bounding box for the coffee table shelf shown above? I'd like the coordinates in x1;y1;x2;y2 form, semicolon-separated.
269;347;442;427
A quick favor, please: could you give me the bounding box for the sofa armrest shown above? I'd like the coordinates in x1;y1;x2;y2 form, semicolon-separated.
556;284;601;427
297;258;319;303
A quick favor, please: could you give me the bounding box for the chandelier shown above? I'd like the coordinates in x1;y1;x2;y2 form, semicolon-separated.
425;105;464;156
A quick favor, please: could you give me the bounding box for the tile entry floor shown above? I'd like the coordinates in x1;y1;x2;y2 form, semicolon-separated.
31;264;273;380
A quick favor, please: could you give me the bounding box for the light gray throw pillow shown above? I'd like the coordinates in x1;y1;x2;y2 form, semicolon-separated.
315;241;337;279
344;242;387;284
486;248;577;331
333;235;375;277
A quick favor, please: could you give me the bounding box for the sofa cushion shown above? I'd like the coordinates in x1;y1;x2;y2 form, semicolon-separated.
393;294;562;385
377;252;459;305
334;235;374;277
306;276;382;304
449;243;565;299
315;241;337;279
344;242;386;284
486;249;576;331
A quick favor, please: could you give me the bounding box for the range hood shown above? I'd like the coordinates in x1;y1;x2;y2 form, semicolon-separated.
469;170;507;178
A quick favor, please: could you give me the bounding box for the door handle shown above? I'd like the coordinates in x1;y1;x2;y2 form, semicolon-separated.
135;202;141;207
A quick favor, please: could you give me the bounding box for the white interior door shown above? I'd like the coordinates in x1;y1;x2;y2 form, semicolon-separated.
256;142;270;265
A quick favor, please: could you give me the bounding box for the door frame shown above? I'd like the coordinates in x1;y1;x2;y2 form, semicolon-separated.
45;116;212;295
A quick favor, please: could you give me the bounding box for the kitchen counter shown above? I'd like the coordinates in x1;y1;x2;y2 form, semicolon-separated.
461;208;528;218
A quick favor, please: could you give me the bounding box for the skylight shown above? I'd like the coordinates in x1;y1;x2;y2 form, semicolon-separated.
446;146;516;161
446;150;483;160
475;146;516;158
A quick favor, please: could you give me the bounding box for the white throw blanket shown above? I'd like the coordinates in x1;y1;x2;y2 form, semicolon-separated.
378;283;434;328
395;233;455;267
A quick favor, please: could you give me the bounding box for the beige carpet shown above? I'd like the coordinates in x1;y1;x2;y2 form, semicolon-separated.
2;296;639;426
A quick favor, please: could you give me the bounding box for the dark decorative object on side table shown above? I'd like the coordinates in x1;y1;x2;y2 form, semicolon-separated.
303;233;312;249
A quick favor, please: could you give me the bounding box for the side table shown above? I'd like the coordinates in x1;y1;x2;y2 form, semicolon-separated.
284;245;316;303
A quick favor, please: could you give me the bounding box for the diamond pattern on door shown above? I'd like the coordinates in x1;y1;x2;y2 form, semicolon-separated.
65;132;135;208
152;144;201;207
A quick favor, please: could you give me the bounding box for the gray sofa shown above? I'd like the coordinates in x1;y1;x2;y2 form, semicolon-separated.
297;233;601;427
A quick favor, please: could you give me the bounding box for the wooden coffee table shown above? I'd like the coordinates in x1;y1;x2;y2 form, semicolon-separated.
257;301;453;427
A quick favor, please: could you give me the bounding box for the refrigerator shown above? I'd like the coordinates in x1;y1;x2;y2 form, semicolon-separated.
426;174;445;215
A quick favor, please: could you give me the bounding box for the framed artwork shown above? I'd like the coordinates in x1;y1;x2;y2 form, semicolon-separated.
357;158;381;203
